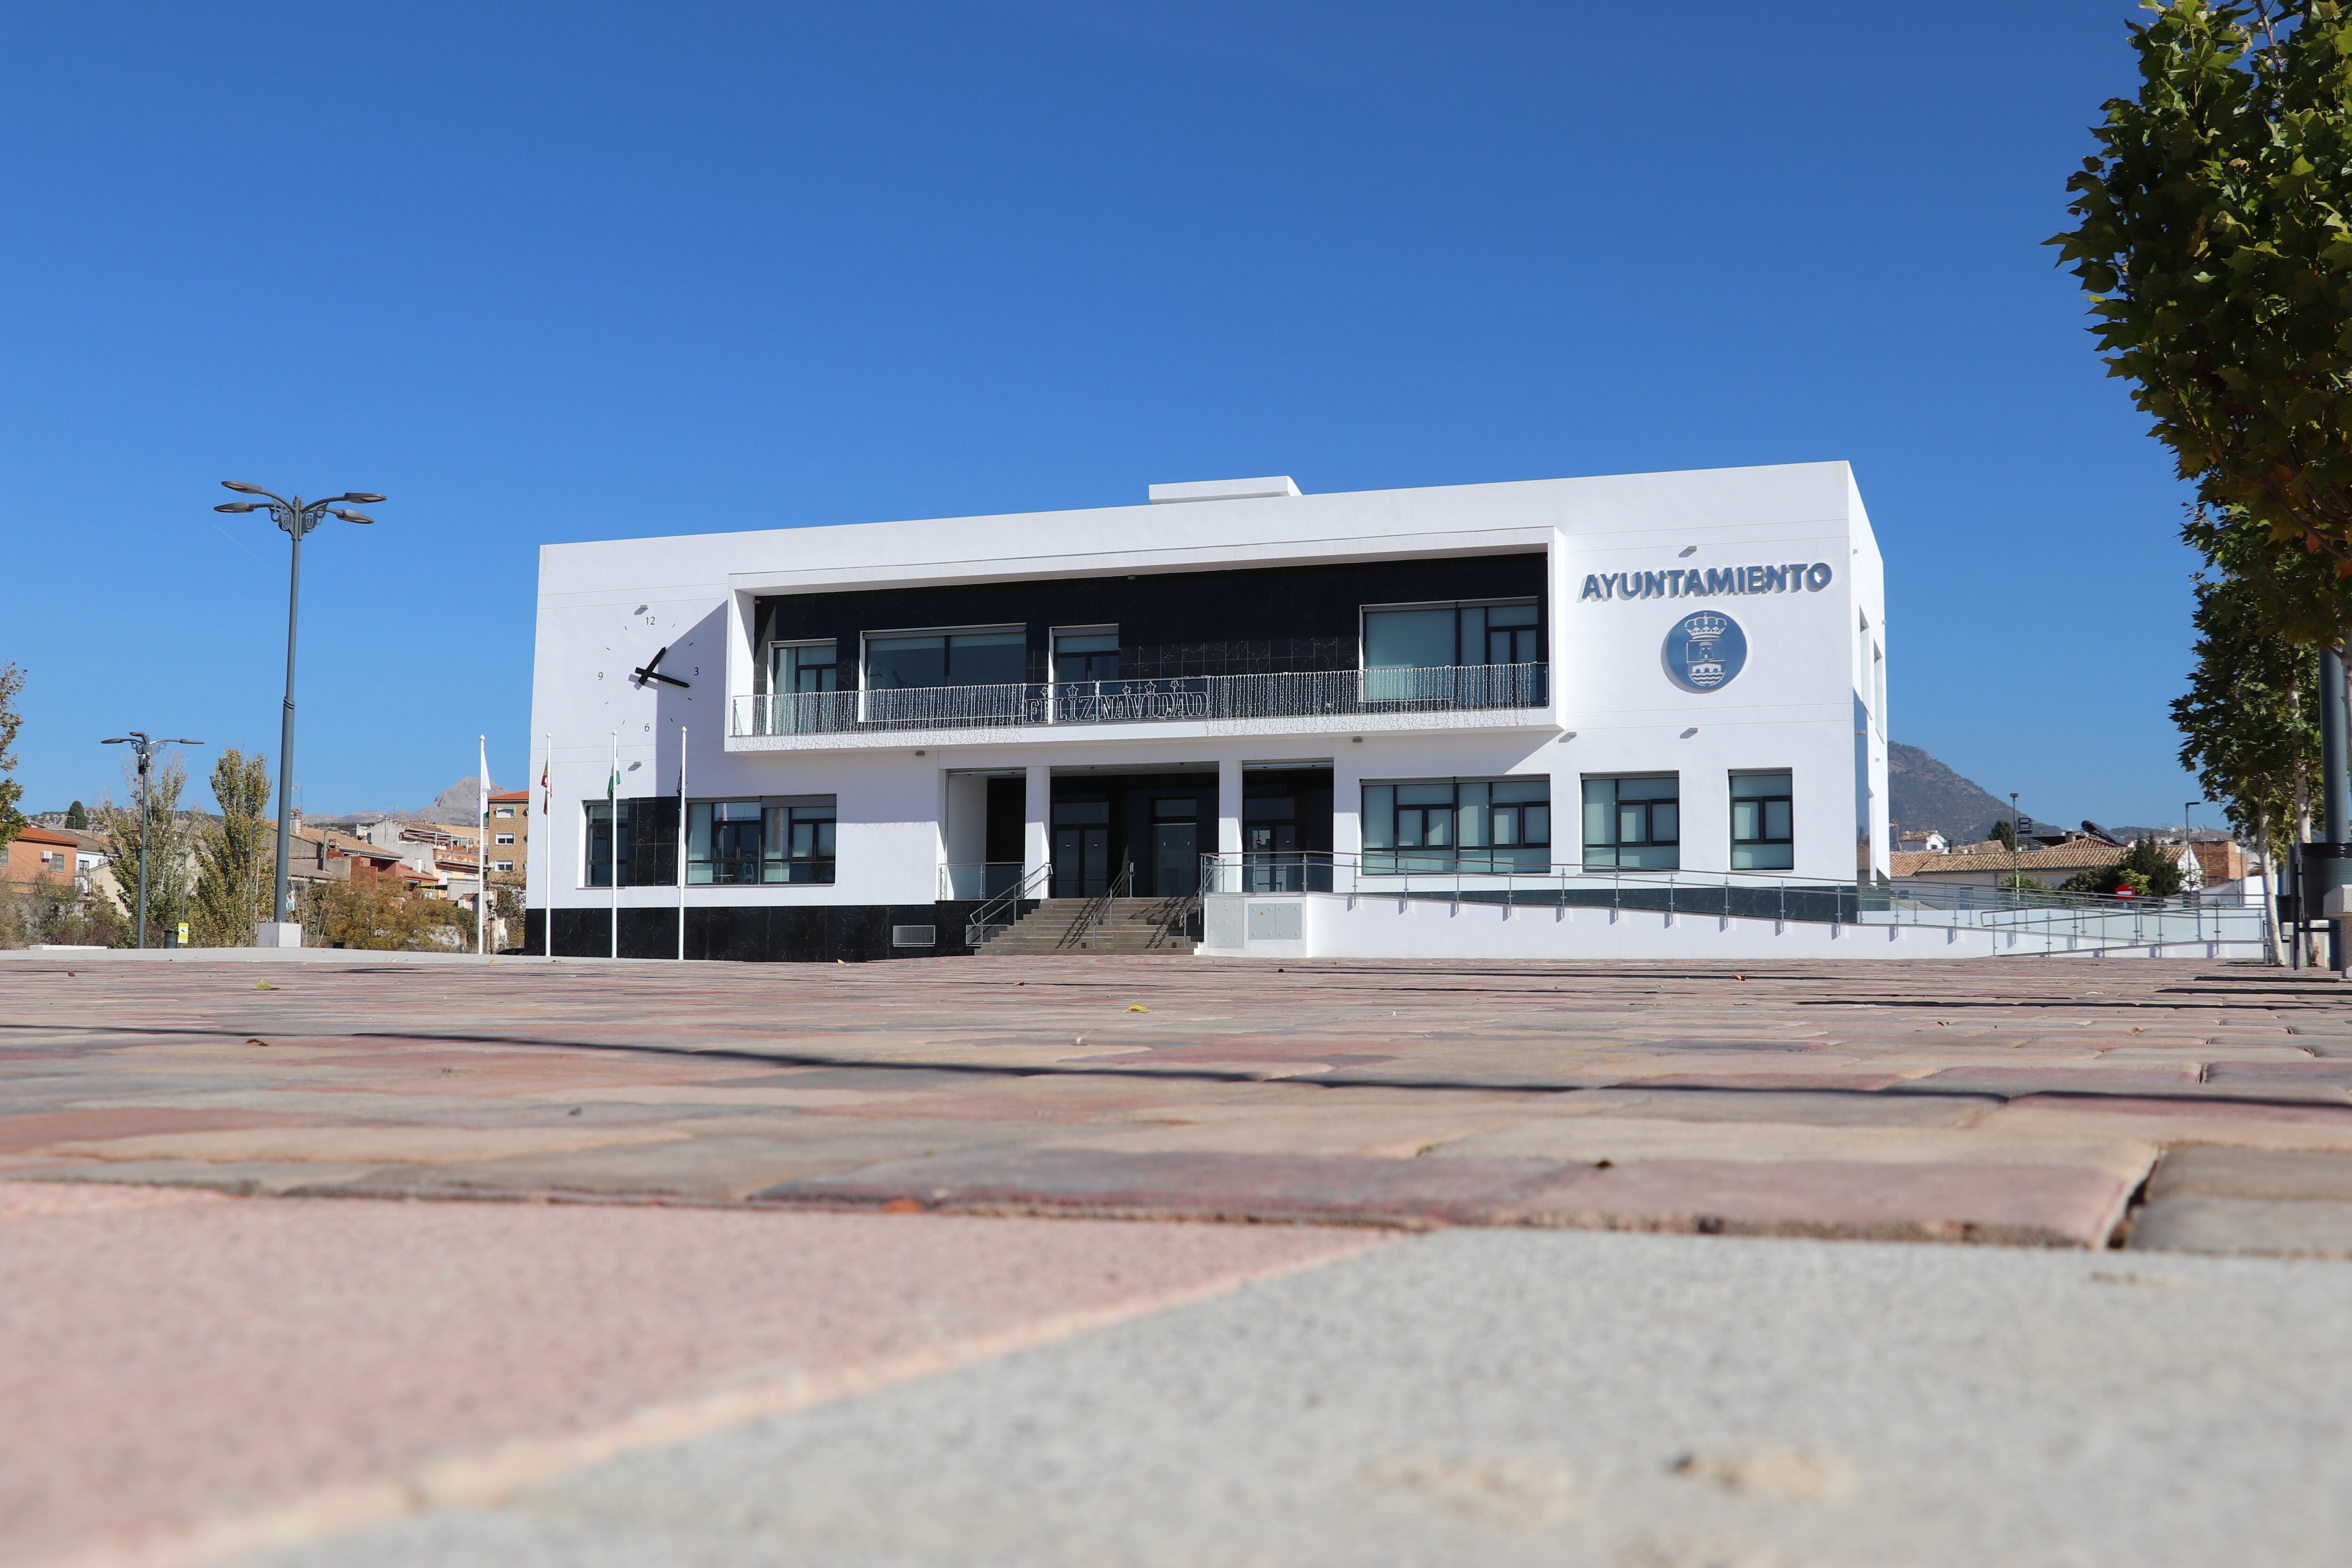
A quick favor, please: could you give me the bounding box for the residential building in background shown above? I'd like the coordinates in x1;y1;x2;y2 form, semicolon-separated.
487;789;527;886
4;825;84;889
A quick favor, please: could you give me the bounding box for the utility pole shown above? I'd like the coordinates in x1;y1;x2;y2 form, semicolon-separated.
99;732;203;948
215;482;385;946
2321;647;2351;971
2009;791;2020;900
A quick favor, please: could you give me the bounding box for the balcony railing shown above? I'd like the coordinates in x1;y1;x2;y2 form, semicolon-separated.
732;662;1548;738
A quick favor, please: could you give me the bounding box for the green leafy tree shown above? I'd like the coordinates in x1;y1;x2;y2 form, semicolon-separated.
96;759;198;946
2052;1;2352;628
1988;818;2018;851
193;749;272;947
64;801;87;830
2174;549;2319;957
0;663;24;855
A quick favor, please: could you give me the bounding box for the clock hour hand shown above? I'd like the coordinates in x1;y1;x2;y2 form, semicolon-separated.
630;645;691;688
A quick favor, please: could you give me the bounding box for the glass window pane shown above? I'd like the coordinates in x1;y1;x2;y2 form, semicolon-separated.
1397;782;1455;805
1424;809;1452;847
1361;785;1394;848
1733;800;1760;841
1582;779;1615;847
1056;633;1117;653
1486;601;1539;627
1492;779;1549;803
1457;781;1489;847
866;636;945;689
1524;804;1550;845
1731;770;1791;799
947;631;1026;686
1618;776;1680;801
1458;605;1486;663
1397;810;1423;848
1363;608;1457;669
1619;804;1644;844
1765;800;1792;840
1650;803;1679;843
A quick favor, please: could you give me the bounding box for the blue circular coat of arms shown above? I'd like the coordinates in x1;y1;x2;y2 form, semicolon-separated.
1663;611;1748;692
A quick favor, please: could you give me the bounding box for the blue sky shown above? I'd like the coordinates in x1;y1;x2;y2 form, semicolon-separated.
4;1;2201;829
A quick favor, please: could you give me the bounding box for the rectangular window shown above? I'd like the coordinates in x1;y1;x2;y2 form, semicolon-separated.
1360;777;1550;874
1582;775;1680;869
495;834;516;845
1053;628;1120;684
494;805;516;819
765;799;837;884
586;799;679;887
1362;600;1541;671
1730;771;1795;870
1363;600;1543;703
864;628;1025;690
494;860;515;873
686;800;764;885
770;640;840;695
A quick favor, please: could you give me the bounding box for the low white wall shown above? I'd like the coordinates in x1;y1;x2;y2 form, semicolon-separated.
1200;893;2263;963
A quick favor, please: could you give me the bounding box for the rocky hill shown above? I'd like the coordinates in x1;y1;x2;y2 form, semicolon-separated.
1887;743;2021;843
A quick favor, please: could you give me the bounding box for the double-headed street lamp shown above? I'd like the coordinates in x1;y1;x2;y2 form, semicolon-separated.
215;481;385;937
100;731;203;948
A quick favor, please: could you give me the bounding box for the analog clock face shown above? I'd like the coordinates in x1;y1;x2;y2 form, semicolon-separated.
598;602;706;740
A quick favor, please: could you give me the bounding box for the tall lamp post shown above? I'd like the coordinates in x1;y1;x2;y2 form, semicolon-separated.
100;732;204;948
215;482;385;944
2009;791;2020;897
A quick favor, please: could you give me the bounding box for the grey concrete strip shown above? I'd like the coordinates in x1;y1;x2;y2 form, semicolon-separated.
2130;1194;2352;1258
238;1229;2352;1568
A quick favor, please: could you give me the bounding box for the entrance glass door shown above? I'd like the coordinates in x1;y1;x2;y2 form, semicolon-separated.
1153;822;1200;896
1245;822;1299;891
1052;800;1111;897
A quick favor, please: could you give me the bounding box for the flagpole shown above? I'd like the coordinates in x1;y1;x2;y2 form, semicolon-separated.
477;735;489;959
676;723;689;962
541;732;553;959
609;729;619;962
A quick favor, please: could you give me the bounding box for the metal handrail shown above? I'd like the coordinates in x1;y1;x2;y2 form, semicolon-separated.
1064;860;1134;950
732;662;1550;738
1193;851;2267;951
963;862;1050;948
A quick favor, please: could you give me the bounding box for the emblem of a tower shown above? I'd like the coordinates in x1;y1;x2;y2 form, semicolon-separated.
1663;611;1748;693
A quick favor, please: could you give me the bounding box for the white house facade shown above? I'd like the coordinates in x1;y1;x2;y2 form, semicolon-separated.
527;462;1895;962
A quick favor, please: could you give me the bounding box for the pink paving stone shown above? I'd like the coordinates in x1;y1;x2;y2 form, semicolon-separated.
0;1182;1376;1568
0;1108;332;1154
1487;1159;2136;1246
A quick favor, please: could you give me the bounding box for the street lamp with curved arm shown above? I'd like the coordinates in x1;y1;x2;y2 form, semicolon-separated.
216;479;387;939
100;731;204;948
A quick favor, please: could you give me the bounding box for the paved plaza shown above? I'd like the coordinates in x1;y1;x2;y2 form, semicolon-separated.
7;952;2352;1565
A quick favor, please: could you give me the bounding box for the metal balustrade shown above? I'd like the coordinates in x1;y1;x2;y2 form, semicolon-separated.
732;663;1549;738
1198;852;2268;952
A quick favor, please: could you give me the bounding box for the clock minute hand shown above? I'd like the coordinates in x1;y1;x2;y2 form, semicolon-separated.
639;670;691;688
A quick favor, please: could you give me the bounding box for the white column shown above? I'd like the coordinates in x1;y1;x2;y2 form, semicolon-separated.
1024;764;1051;885
1217;757;1243;858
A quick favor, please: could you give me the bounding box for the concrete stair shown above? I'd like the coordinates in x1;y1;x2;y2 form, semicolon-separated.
976;897;1199;956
